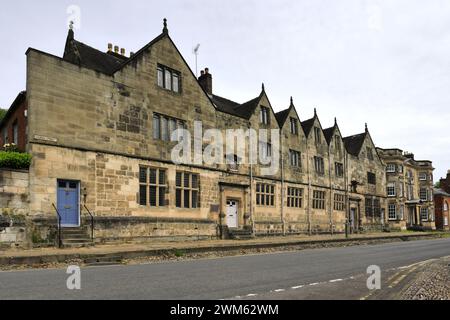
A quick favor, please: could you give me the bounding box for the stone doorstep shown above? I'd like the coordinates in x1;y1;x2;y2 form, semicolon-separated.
0;232;441;267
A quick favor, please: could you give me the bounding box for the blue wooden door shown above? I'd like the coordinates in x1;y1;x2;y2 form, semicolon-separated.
57;180;80;227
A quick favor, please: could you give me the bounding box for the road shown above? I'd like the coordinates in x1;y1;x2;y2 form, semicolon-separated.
1;238;450;300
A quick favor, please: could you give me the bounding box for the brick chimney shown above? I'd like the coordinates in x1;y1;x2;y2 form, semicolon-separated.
440;170;450;193
198;68;212;95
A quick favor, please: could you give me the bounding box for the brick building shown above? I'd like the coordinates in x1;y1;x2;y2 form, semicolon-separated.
434;171;450;231
0;20;436;247
0;91;28;152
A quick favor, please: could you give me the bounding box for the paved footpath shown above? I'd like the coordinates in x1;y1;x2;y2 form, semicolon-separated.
0;232;439;267
1;237;450;300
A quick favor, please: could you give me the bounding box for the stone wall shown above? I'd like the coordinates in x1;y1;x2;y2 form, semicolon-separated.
0;169;29;246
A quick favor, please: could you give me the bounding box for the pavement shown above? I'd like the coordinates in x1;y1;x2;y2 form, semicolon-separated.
1;237;450;300
0;231;441;267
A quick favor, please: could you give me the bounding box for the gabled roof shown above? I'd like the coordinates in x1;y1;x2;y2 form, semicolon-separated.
211;92;262;120
0;91;27;129
323;126;335;144
343;132;367;156
63;29;127;75
275;108;291;127
301;117;316;136
434;188;450;197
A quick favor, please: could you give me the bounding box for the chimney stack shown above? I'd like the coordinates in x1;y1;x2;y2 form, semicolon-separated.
107;43;113;52
198;68;212;95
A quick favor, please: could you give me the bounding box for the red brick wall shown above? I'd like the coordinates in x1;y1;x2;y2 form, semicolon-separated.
434;195;450;230
0;98;28;152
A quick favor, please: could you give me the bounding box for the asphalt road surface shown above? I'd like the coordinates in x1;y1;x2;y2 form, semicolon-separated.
1;238;450;300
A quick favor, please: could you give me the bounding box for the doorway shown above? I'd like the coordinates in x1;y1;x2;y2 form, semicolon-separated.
226;200;239;229
57;180;80;227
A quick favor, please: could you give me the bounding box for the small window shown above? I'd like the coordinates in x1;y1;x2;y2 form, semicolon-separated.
335;136;341;154
420;188;428;201
335;162;344;178
366;147;374;161
289;150;301;168
387;183;396;197
314;127;321;144
260;107;270;125
13;120;18;145
367;172;376;185
314;156;325;175
386;164;396;173
420;207;429;221
290;118;298;135
260;141;272;160
157;64;181;93
173;74;179;93
389;204;397;220
153;113;185;142
157;67;164;87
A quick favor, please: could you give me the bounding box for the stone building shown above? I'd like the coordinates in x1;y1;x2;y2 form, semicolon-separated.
0;20;435;247
377;148;435;230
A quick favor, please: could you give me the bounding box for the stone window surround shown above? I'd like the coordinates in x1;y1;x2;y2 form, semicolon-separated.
312;190;326;210
287;187;303;208
289;149;301;168
388;204;397;220
256;183;275;207
175;171;200;209
334;193;345;211
139;167;167;207
157;64;181;93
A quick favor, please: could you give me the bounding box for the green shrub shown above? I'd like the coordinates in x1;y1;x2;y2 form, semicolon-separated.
0;152;32;169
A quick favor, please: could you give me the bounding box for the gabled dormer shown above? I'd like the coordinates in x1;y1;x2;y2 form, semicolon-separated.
323;118;345;159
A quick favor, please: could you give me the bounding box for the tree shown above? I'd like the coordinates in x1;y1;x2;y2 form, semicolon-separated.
0;109;7;122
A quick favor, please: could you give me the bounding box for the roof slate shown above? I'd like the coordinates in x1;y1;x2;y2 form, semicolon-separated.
343;132;367;156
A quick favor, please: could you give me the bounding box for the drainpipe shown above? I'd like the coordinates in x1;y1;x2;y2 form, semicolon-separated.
248;122;255;235
280;128;286;236
306;139;312;235
344;150;349;238
328;143;334;235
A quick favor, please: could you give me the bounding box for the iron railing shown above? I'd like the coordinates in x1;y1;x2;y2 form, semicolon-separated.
52;203;63;248
83;205;95;242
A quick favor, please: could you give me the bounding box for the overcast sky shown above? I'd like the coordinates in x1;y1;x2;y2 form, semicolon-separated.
0;0;449;180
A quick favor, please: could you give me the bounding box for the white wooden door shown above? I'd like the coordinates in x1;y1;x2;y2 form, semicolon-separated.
226;200;238;229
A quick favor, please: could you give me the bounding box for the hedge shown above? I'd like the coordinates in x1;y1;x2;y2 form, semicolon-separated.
0;152;32;169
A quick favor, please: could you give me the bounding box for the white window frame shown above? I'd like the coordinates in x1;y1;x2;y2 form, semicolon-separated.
386;164;396;173
420;207;429;222
388;204;397;220
387;183;396;197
